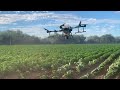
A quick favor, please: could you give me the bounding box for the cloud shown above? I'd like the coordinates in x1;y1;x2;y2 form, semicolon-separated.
82;23;118;37
98;19;120;24
0;12;55;24
0;11;83;25
11;26;48;38
0;11;120;26
0;11;120;38
114;11;120;13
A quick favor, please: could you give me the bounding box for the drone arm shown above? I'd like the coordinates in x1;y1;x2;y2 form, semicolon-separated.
71;26;80;30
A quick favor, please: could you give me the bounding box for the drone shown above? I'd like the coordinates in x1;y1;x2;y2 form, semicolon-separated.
44;21;87;39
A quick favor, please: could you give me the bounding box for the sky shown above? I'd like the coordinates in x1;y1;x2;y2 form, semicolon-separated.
0;11;120;38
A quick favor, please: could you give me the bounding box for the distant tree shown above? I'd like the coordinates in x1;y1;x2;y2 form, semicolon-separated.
115;36;120;43
0;30;41;45
86;35;100;44
100;34;115;43
72;35;86;44
0;30;119;45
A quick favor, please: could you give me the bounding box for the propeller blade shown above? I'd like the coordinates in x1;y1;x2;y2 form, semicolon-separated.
79;21;81;26
73;21;82;28
44;28;48;31
44;28;51;33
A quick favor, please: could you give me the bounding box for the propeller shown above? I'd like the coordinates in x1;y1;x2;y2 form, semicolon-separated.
44;28;49;33
75;21;87;34
79;21;81;26
44;28;52;35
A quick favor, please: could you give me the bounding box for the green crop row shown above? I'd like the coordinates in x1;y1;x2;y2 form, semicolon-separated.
0;44;120;78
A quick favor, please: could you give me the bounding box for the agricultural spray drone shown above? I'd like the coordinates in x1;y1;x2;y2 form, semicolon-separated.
44;21;87;39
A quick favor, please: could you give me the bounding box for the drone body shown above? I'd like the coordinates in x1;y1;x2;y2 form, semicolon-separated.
44;21;87;39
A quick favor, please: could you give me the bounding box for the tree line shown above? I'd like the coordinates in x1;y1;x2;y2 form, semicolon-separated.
0;30;120;45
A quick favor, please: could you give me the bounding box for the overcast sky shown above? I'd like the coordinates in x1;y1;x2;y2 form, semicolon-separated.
0;11;120;38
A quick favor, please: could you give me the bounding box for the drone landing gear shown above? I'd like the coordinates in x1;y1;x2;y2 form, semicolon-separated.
65;36;69;39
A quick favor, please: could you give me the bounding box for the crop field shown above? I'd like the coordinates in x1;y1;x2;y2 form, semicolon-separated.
0;44;120;79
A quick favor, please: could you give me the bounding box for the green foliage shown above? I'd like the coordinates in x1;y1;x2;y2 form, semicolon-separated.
0;44;120;78
104;57;120;79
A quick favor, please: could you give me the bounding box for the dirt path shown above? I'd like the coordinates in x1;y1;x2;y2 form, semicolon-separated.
114;74;120;79
94;64;111;79
1;69;52;79
77;58;110;79
79;55;120;79
78;62;101;78
94;60;119;79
